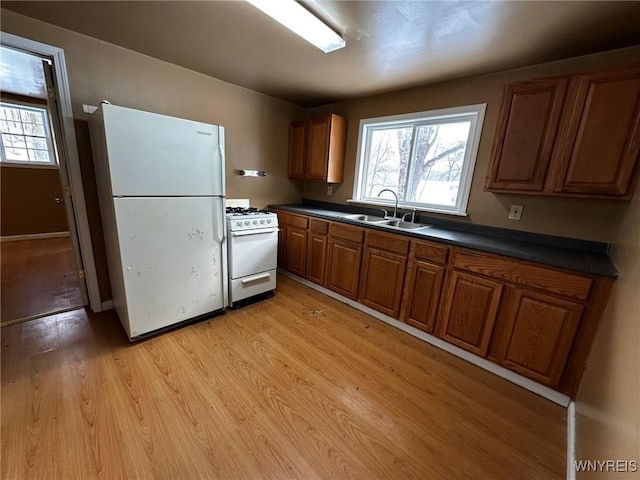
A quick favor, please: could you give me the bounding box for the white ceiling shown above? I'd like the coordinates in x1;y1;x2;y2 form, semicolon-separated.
3;1;640;107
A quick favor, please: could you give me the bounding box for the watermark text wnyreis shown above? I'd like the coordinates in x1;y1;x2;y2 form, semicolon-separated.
575;460;638;473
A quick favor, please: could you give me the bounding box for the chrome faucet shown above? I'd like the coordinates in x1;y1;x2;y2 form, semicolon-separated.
402;209;417;223
378;189;398;218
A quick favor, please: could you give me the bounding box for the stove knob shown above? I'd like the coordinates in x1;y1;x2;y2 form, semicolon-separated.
252;219;258;226
266;218;272;224
243;220;250;226
260;219;265;224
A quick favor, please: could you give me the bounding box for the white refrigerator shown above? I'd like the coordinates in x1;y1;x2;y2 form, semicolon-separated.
89;104;227;340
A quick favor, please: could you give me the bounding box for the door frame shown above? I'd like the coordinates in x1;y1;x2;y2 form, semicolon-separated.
1;32;102;312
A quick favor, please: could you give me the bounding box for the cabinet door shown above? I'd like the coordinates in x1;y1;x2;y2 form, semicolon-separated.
360;247;407;318
403;260;446;334
497;289;583;387
305;115;332;181
549;67;640;196
326;238;362;300
288;120;307;180
306;232;328;285
285;226;307;277
439;271;503;357
485;77;568;192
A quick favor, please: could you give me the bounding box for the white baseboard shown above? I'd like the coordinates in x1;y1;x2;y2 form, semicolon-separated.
567;400;576;480
100;300;113;312
1;231;70;242
280;269;571;408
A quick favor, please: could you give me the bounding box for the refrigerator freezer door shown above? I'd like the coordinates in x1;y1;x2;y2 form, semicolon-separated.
102;104;224;196
112;196;227;338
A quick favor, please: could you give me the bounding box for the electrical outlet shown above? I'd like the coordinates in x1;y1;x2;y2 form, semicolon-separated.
508;204;523;220
327;186;333;196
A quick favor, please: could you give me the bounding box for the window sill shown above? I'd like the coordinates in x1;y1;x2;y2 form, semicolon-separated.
0;162;58;170
346;198;468;217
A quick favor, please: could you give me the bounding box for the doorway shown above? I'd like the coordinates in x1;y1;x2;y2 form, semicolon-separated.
0;32;101;324
0;47;83;325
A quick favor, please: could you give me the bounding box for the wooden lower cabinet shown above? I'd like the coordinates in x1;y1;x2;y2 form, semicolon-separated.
439;271;504;357
496;288;583;387
326;237;362;299
305;219;329;285
360;247;407;318
285;226;307;277
403;260;445;334
270;210;611;396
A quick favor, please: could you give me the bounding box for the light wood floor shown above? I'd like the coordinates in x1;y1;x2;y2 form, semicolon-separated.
1;274;566;479
1;237;83;325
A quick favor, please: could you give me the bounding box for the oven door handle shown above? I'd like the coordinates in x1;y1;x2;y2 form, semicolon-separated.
241;272;271;284
231;228;279;237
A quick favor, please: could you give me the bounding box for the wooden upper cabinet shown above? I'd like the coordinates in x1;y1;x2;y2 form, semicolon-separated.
439;271;503;357
549;66;640;197
288;120;307;180
287;114;347;183
486;66;640;198
486;78;568;191
496;288;583;388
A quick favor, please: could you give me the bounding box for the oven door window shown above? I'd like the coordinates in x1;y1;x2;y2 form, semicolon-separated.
229;228;278;279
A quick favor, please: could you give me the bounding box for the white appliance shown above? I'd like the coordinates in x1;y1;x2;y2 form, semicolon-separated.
90;103;227;340
226;206;278;307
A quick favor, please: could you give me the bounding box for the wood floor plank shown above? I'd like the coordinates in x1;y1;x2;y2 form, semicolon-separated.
1;274;566;479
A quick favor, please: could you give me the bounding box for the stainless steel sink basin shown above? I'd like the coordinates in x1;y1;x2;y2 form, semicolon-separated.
341;214;430;231
341;214;388;223
382;220;430;230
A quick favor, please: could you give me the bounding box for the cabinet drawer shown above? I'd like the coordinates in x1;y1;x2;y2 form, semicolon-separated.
330;223;364;243
277;211;308;229
413;240;449;265
309;219;329;235
366;231;410;255
454;249;592;300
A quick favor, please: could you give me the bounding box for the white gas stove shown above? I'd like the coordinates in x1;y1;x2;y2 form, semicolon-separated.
225;201;279;307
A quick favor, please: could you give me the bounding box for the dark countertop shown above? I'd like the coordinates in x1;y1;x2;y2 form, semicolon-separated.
269;201;618;278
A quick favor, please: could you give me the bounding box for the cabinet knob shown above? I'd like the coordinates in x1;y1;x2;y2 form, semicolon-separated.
54;197;64;204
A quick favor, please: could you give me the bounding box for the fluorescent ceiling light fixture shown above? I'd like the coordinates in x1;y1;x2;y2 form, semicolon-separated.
247;0;346;53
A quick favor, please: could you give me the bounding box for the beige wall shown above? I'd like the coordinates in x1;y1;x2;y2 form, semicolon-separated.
1;9;304;301
304;46;640;243
0;165;68;236
574;179;640;479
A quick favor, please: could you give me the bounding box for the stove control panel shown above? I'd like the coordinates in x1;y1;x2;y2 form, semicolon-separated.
227;213;278;231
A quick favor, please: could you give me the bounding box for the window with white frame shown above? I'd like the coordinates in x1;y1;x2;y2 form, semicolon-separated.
0;102;56;166
353;104;486;215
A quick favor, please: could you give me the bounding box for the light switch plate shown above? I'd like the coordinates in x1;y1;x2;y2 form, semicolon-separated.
327;186;333;196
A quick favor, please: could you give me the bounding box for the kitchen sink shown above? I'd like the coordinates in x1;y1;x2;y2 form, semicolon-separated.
382;220;430;230
341;214;388;223
341;214;430;231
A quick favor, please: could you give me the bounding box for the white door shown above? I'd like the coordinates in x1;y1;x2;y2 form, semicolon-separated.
102;104;224;196
113;196;226;338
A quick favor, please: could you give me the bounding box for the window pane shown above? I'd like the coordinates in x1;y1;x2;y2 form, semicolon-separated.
408;121;471;206
0;107;22;122
20;109;44;125
25;136;48;150
5;147;29;162
23;122;46;137
31;149;50;162
0;119;23;134
2;133;27;149
363;127;412;198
